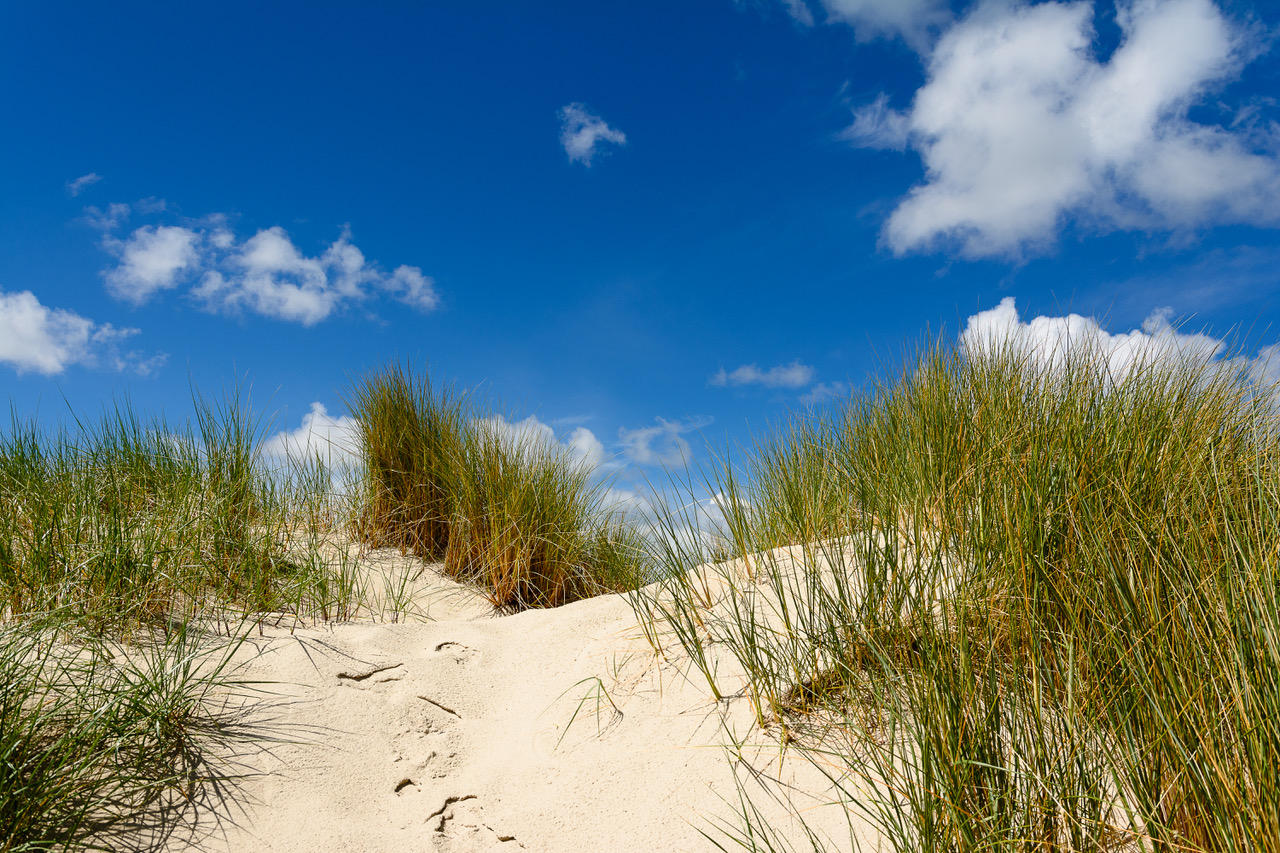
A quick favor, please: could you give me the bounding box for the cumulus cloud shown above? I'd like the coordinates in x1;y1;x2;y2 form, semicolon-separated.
820;0;952;50
960;297;1239;384
0;288;161;376
95;213;438;325
846;0;1280;258
558;103;627;166
260;402;362;468
566;426;606;469
618;416;713;466
479;414;608;471
66;173;102;197
711;360;816;389
600;486;647;514
103;225;201;304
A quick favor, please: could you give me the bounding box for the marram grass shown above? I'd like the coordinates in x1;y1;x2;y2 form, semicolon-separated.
348;362;647;610
634;338;1280;852
0;392;358;631
0;617;259;853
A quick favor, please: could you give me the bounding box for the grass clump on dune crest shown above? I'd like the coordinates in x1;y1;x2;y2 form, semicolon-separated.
636;336;1280;852
349;362;646;610
0;392;356;631
347;363;468;560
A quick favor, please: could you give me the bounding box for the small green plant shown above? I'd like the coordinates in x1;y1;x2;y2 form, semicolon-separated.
0;617;260;852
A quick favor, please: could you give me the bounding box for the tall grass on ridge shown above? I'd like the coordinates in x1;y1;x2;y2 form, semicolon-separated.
349;363;647;609
634;337;1280;852
1;391;357;630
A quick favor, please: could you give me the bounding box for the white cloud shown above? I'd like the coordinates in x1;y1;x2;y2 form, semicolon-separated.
567;426;606;469
97;215;438;326
260;402;362;468
710;360;816;388
618;416;713;466
960;296;1231;383
849;0;1280;258
384;265;440;311
0;288;160;376
478;414;607;471
103;225;201;304
601;486;647;514
820;0;952;50
66;173;102;197
558;103;627;167
202;226;342;325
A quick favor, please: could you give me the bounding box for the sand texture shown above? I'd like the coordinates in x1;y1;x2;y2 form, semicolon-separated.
159;548;873;853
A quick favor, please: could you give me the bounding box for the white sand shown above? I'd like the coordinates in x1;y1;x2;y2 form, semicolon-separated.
167;547;877;852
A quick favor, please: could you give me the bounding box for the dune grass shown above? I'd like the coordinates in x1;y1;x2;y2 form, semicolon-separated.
634;339;1280;851
348;362;647;610
0;391;362;632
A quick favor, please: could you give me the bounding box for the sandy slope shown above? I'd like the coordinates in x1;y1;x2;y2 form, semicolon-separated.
164;548;874;853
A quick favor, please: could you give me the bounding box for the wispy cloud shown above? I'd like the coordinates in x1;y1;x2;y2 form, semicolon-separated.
618;416;713;466
710;360;815;389
92;207;438;325
819;0;951;50
845;0;1280;259
840;93;910;151
0;287;163;376
66;172;102;197
800;381;848;406
780;0;815;27
558;103;627;167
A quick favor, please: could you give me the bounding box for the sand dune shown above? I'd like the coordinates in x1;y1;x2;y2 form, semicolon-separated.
163;548;872;853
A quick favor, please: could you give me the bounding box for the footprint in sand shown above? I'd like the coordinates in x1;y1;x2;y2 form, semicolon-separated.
430;796;523;850
434;641;479;664
390;700;458;782
335;661;405;688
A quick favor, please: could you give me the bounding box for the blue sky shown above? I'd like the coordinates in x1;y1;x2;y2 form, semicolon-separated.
3;0;1280;489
